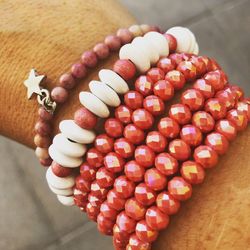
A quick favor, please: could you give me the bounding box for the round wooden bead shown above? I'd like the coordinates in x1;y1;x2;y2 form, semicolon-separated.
34;134;51;148
74;107;97;130
81;50;98;68
93;42;109;59
35;147;49;160
79;91;110;118
71;62;87;79
34;121;51;136
48;185;73;196
129;24;143;36
59;120;95;144
57;195;75;206
51;86;69;103
59;73;76;89
104;35;121;51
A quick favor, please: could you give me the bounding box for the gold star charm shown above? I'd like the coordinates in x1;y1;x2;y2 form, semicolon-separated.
24;69;45;99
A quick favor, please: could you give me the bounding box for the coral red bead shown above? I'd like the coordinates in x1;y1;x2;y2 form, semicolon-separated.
114;176;135;199
168;176;192;201
74;107;97;129
135;183;156;206
86;148;103;168
75;176;91;192
192;111;215;133
107;190;126;211
227;109;248;131
169;104;191;125
176;61;197;81
113;237;127;249
143;95;165;116
86;202;99;221
97;213;114;235
113;224;130;242
156;191;180;215
209;58;222;70
180;161;205;185
199;56;213;72
158;117;180;138
236;100;250;121
157;57;176;73
96;167;115;188
135;145;155;168
74;193;88;208
136;220;159;243
164;33;177;52
113;59;136;80
135;75;153;96
125;198;146;221
124;91;144;110
168;53;185;65
114;138;135;158
204;98;227;120
180;125;203;147
80;162;96;181
132;109;154;130
51;161;73;177
165;70;185;90
168;139;191;161
153;79;174;101
228;85;244;101
90;180;108;199
100;201;119;221
104;152;125;173
215;119;237;141
145;206;169;231
94;134;114;154
146;131;167;153
215;90;235;110
116;211;136;234
193;79;215;99
146;67;165;83
128;234;151;250
193;145;218;168
104;118;124;138
124;160;145;182
88;193;103;207
204;70;227;91
181;89;205;111
115;105;133;124
205;132;229;155
189;56;207;76
124;124;145;145
155;153;178;176
144;168;167;191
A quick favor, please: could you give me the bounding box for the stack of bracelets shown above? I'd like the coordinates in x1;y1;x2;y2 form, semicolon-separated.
23;24;250;250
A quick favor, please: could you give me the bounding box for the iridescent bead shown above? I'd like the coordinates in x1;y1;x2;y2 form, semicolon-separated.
107;190;126;211
193;145;218;168
74;192;88;208
104;118;124;138
168;139;191;161
124;91;143;110
135;75;153;96
128;234;151;250
146;67;165;83
155;152;178;176
135;145;155;168
113;59;136;80
227;85;244;101
116;211;136;234
144;168;167;191
215;119;237;141
86;148;103;168
113;223;130;242
169;104;191;125
199;56;212;72
205;132;229;155
124;124;145;145
80;162;96;181
75;175;91;193
181;89;205;111
189;56;207;76
88;193;103;207
168;176;192;201
74;107;97;129
96;167;115;188
157;57;176;73
135;220;159;243
192;111;215;133
143;95;165;116
180;125;203;147
165;70;185;90
153;80;174;101
156;191;180;215
209;58;222;70
204;70;228;91
135;183;156;206
124;160;145;182
158;117;180;138
115;105;133;124
215;90;235;110
114;176;135;199
169;53;185;65
90;180;108;199
104;152;125;173
94;134;114;154
176;61;197;81
51;161;73;177
86;202;99;222
114;138;135;158
180;161;205;185
100;201;119;221
204;98;227;120
113;236;127;249
146;131;167;153
132;109;154;130
81;50;98;68
193;79;215;99
236;100;250;121
227;109;248;131
125;198;146;221
97;213;114;235
164;33;177;52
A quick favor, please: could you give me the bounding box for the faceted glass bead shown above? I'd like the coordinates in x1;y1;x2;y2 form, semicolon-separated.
75;175;91;192
145;206;169;231
156;191;180;215
80;162;96;181
199;56;212;72
90;180;108;199
86;148;103;168
94;134;114;154
115;105;132;124
144;168;167;191
128;234;151;250
209;58;222;70
204;70;228;91
192;111;215;133
136;220;159;243
193;78;215;99
205;132;229;155
146;67;165;83
143;95;165;116
168;176;192;201
113;224;130;242
86;202;99;222
180;161;205;185
116;211;136;234
88;193;103;207
215;90;235;110
124;124;145;145
168;139;191;161
97;213;114;235
193;145;218;168
236;101;250;121
107;189;126;211
113;236;127;249
135;75;153;96
227;109;248;131
135;183;156;206
215;119;237;141
100;201;118;221
158;117;180;138
176;61;197;81
96;167;115;188
226;85;244;101
157;57;176;73
124;160;145;182
180;125;203;147
124;91;144;110
155;152;178;176
114;138;135;158
132;109;154;130
169;53;185;65
114;175;135;199
74;190;88;208
104;152;125;173
169;104;191;125
204;98;227;120
135;145;155;168
125;198;146;221
165;70;185;90
153;79;174;101
146;131;167;153
181;89;205;111
190;55;207;76
104;118;124;138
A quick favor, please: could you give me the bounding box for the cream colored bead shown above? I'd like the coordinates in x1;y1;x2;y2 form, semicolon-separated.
35;147;49;159
129;24;143;37
140;24;151;34
89;80;121;107
193;43;199;55
59;120;95;144
99;69;129;94
57;195;75;206
48;185;73;196
53;133;87;158
49;144;83;168
79;91;110;118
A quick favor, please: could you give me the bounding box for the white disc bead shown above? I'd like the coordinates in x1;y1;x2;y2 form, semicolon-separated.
57;195;75;206
49;185;73;196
